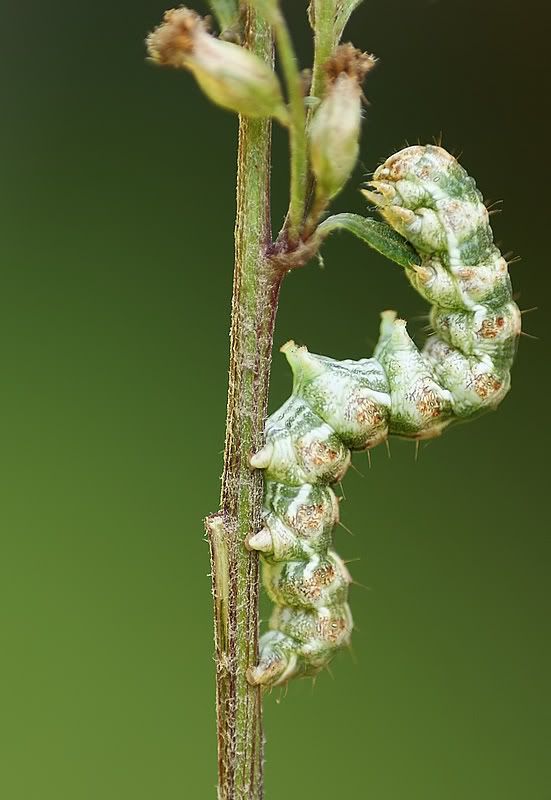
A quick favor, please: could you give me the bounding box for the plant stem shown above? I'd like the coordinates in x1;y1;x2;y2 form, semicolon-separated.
268;4;308;243
208;0;239;34
310;0;336;102
206;6;281;799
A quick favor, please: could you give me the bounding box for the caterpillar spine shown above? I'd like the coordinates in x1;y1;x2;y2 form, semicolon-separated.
246;145;521;688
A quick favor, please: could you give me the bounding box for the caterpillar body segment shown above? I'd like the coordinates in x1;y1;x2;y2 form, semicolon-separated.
247;145;520;688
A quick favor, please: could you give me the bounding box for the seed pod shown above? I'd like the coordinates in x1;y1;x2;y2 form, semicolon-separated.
309;45;376;200
146;8;288;124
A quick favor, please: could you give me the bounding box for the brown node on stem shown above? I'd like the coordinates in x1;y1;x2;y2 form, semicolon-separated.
146;7;206;66
324;44;377;86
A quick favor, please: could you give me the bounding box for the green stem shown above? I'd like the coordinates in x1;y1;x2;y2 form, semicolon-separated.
269;4;308;242
206;5;281;799
310;0;336;102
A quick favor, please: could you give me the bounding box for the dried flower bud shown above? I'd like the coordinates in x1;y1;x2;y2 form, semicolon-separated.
146;8;289;124
309;45;376;200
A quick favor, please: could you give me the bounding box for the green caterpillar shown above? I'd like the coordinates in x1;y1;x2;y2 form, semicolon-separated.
246;145;521;688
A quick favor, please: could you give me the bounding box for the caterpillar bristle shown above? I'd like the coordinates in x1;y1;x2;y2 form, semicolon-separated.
338;520;355;536
350;578;370;592
347;642;359;666
248;144;520;689
506;255;522;266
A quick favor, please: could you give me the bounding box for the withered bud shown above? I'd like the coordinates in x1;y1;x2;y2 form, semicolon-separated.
323;43;377;87
309;45;376;201
146;7;289;124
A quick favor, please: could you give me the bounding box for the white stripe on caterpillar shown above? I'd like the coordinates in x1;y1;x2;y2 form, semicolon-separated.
246;145;521;688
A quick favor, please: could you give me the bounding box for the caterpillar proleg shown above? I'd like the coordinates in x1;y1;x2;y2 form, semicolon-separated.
246;145;521;688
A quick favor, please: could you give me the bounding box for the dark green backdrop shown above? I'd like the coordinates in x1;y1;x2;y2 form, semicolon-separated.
1;1;549;797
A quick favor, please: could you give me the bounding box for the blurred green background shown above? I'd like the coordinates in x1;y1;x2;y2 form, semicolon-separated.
1;1;549;797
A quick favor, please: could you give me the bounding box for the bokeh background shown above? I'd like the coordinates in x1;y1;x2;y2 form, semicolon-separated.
1;1;549;797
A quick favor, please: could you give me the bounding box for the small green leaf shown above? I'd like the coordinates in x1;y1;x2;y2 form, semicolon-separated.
316;212;420;268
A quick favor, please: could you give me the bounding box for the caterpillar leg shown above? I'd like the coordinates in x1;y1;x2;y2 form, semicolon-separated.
247;631;303;687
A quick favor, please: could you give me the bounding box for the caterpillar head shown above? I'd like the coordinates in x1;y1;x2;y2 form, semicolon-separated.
363;146;489;261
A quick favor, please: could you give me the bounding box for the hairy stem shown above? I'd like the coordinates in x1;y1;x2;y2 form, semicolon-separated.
207;6;281;799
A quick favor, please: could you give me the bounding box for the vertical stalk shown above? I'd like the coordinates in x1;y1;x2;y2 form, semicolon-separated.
310;0;336;101
207;5;281;799
268;4;307;242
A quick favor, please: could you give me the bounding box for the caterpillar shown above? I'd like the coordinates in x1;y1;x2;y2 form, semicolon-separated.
246;145;521;688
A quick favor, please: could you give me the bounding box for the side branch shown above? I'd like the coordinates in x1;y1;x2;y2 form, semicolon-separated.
269;4;308;242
